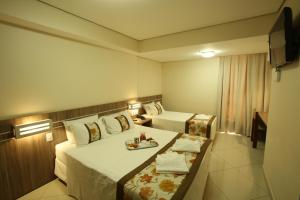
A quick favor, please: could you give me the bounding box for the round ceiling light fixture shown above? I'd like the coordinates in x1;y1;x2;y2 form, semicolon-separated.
196;50;216;58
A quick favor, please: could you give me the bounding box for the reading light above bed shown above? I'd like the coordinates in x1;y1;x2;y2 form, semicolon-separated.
128;102;141;110
14;119;52;139
128;102;141;116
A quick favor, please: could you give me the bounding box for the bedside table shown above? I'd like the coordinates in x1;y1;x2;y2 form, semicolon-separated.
133;118;152;127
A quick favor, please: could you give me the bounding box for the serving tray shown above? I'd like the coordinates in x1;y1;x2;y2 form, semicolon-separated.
125;140;158;150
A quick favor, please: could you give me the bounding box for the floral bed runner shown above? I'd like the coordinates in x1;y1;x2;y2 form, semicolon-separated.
185;115;216;138
117;133;211;200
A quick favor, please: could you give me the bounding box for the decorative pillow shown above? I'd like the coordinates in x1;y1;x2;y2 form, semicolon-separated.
63;115;98;144
66;121;102;145
84;122;101;143
115;115;130;131
102;110;134;134
156;101;165;112
143;102;158;115
154;103;162;114
118;110;135;128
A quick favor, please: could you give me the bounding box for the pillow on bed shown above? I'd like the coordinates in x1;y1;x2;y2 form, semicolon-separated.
63;115;110;144
67;122;102;145
154;102;164;114
63;115;98;144
102;111;134;134
156;101;165;112
143;102;158;116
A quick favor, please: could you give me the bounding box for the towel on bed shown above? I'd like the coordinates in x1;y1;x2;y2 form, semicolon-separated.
171;138;202;153
156;152;189;174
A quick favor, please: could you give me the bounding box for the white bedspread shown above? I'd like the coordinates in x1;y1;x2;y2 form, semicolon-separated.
63;125;178;200
144;111;194;132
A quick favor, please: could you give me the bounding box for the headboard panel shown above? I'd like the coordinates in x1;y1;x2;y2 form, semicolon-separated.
0;94;162;200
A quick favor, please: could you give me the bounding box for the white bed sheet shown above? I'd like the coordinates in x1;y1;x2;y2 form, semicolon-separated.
67;125;176;181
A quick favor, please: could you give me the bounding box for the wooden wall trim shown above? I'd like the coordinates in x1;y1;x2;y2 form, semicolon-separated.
0;94;162;200
0;95;162;141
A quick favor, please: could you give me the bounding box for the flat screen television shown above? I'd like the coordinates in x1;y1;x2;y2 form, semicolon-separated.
269;7;298;68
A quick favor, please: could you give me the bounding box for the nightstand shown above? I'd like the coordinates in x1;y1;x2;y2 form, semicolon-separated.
133;118;152;127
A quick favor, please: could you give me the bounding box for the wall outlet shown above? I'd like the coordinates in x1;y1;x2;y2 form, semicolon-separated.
46;132;53;142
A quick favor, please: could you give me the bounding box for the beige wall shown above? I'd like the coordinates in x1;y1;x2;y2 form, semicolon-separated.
137;58;162;97
263;1;300;200
162;58;219;114
0;22;161;120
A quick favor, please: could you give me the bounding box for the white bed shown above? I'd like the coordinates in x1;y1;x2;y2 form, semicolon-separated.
143;111;217;139
55;125;212;200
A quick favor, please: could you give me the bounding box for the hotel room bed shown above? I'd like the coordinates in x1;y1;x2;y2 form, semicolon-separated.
143;111;217;140
55;125;212;200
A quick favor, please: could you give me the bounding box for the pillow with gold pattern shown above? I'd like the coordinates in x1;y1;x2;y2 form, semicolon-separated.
67;121;103;145
154;103;162;114
102;112;133;134
115;115;130;131
84;122;101;143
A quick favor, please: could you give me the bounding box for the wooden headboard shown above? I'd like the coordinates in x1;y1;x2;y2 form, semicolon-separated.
0;94;162;200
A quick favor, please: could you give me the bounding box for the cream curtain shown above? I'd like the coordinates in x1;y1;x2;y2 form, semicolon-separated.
217;53;272;136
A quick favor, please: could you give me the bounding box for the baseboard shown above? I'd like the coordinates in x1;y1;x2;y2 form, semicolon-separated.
262;164;276;200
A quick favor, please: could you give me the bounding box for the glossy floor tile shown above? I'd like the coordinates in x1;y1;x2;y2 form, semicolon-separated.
204;132;272;200
18;132;272;200
17;179;74;200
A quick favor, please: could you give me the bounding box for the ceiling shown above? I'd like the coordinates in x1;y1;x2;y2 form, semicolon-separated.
41;0;283;40
139;35;269;62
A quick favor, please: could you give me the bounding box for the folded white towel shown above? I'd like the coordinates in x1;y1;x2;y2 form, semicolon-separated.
194;114;210;120
156;152;189;174
171;138;202;153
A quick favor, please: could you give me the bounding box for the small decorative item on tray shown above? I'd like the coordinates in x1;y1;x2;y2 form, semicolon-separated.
125;136;158;150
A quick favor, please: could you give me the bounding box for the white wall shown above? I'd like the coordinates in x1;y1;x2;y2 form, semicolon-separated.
0;22;161;120
162;58;219;114
263;1;300;199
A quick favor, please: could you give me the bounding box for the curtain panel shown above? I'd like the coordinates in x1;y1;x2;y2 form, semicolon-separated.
217;53;271;136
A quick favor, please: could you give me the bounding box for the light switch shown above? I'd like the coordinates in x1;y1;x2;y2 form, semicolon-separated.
46;132;53;142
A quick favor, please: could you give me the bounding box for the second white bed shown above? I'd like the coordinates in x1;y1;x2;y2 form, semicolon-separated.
144;111;217;139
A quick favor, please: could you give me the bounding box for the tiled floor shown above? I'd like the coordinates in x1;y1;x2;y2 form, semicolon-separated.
18;132;271;200
204;132;272;200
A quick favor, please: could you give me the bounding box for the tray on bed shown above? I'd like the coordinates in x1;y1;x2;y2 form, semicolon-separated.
125;140;158;150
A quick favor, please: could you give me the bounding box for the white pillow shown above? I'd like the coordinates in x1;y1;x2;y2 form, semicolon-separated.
102;116;122;134
102;110;134;134
97;117;112;139
143;102;158;115
67;123;91;145
63;115;98;144
119;110;135;127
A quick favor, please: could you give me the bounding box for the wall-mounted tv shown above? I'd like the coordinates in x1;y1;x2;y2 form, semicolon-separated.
269;7;298;68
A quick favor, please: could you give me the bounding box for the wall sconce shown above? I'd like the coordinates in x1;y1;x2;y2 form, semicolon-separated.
128;102;141;116
14;119;52;139
128;102;141;110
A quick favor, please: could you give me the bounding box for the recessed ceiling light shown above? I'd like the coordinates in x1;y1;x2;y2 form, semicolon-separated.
196;50;216;58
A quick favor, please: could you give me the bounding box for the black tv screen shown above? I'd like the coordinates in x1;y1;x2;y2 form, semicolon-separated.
269;7;297;68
